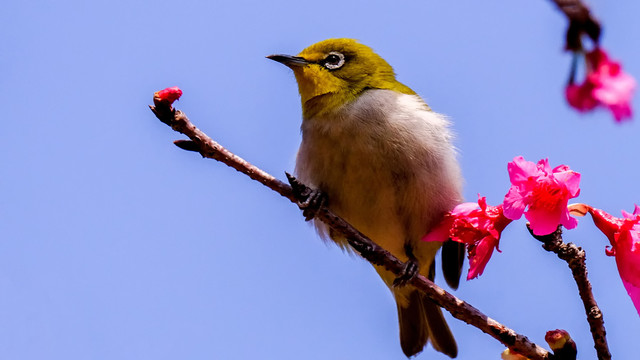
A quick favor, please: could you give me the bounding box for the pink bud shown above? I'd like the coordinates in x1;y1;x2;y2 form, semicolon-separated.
154;86;183;105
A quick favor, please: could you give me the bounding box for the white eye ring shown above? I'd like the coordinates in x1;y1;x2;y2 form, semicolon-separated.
322;51;345;70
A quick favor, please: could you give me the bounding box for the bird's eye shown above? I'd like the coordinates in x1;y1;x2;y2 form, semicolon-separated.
322;52;345;70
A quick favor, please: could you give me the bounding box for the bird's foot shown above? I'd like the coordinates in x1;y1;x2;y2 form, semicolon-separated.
286;172;327;221
393;258;419;287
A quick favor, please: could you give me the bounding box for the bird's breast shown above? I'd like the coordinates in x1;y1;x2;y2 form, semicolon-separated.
295;89;462;260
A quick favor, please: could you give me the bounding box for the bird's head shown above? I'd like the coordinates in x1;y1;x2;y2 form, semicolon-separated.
268;38;415;118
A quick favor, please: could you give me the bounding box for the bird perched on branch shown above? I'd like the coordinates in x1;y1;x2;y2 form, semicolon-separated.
268;38;464;358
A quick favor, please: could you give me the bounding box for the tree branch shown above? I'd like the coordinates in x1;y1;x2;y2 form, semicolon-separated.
150;99;552;359
528;226;611;360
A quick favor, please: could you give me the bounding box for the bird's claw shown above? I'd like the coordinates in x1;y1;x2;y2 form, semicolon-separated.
301;190;327;221
286;172;327;221
393;258;419;287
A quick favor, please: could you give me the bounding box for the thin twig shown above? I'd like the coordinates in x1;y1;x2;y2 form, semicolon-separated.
149;100;552;360
528;225;611;360
549;0;601;50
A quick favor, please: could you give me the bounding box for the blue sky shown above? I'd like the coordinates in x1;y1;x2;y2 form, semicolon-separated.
2;1;640;359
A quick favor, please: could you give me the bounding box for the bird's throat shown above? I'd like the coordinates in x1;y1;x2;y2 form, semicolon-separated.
302;91;358;119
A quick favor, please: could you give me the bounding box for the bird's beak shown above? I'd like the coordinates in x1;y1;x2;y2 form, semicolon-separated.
266;54;309;67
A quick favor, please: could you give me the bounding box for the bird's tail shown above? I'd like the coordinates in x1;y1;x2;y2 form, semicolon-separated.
396;289;457;358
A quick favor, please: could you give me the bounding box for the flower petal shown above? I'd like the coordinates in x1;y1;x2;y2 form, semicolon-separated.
566;83;598;111
553;169;581;197
507;156;538;185
451;202;481;216
423;215;454;243
559;205;579;230
154;86;183;105
622;280;640;316
467;236;499;280
525;205;564;235
584;205;640;317
503;186;527;221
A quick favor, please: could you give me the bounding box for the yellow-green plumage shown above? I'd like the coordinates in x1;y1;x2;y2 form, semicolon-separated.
292;39;420;118
269;38;463;358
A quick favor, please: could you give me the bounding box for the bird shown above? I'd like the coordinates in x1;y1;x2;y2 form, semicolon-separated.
268;38;464;358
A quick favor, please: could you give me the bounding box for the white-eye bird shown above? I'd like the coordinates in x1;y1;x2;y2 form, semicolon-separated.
268;38;464;358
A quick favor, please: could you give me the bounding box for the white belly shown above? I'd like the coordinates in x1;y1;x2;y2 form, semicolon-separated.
295;89;462;267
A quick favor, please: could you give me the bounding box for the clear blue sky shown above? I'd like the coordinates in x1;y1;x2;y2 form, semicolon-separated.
2;1;639;359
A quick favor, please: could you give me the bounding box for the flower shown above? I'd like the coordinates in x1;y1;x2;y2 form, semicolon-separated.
424;196;512;280
154;86;183;105
569;203;640;316
566;48;636;122
503;156;581;236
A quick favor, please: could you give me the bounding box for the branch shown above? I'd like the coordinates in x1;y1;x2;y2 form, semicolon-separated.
549;0;601;50
528;226;611;360
149;99;552;360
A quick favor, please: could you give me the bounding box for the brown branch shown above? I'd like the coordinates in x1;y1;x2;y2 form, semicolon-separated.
528;225;611;360
150;100;552;360
549;0;601;50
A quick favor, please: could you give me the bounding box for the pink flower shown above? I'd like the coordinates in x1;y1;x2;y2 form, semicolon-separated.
503;156;581;236
566;48;636;122
154;86;183;105
569;204;640;316
566;83;598;111
424;196;512;280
